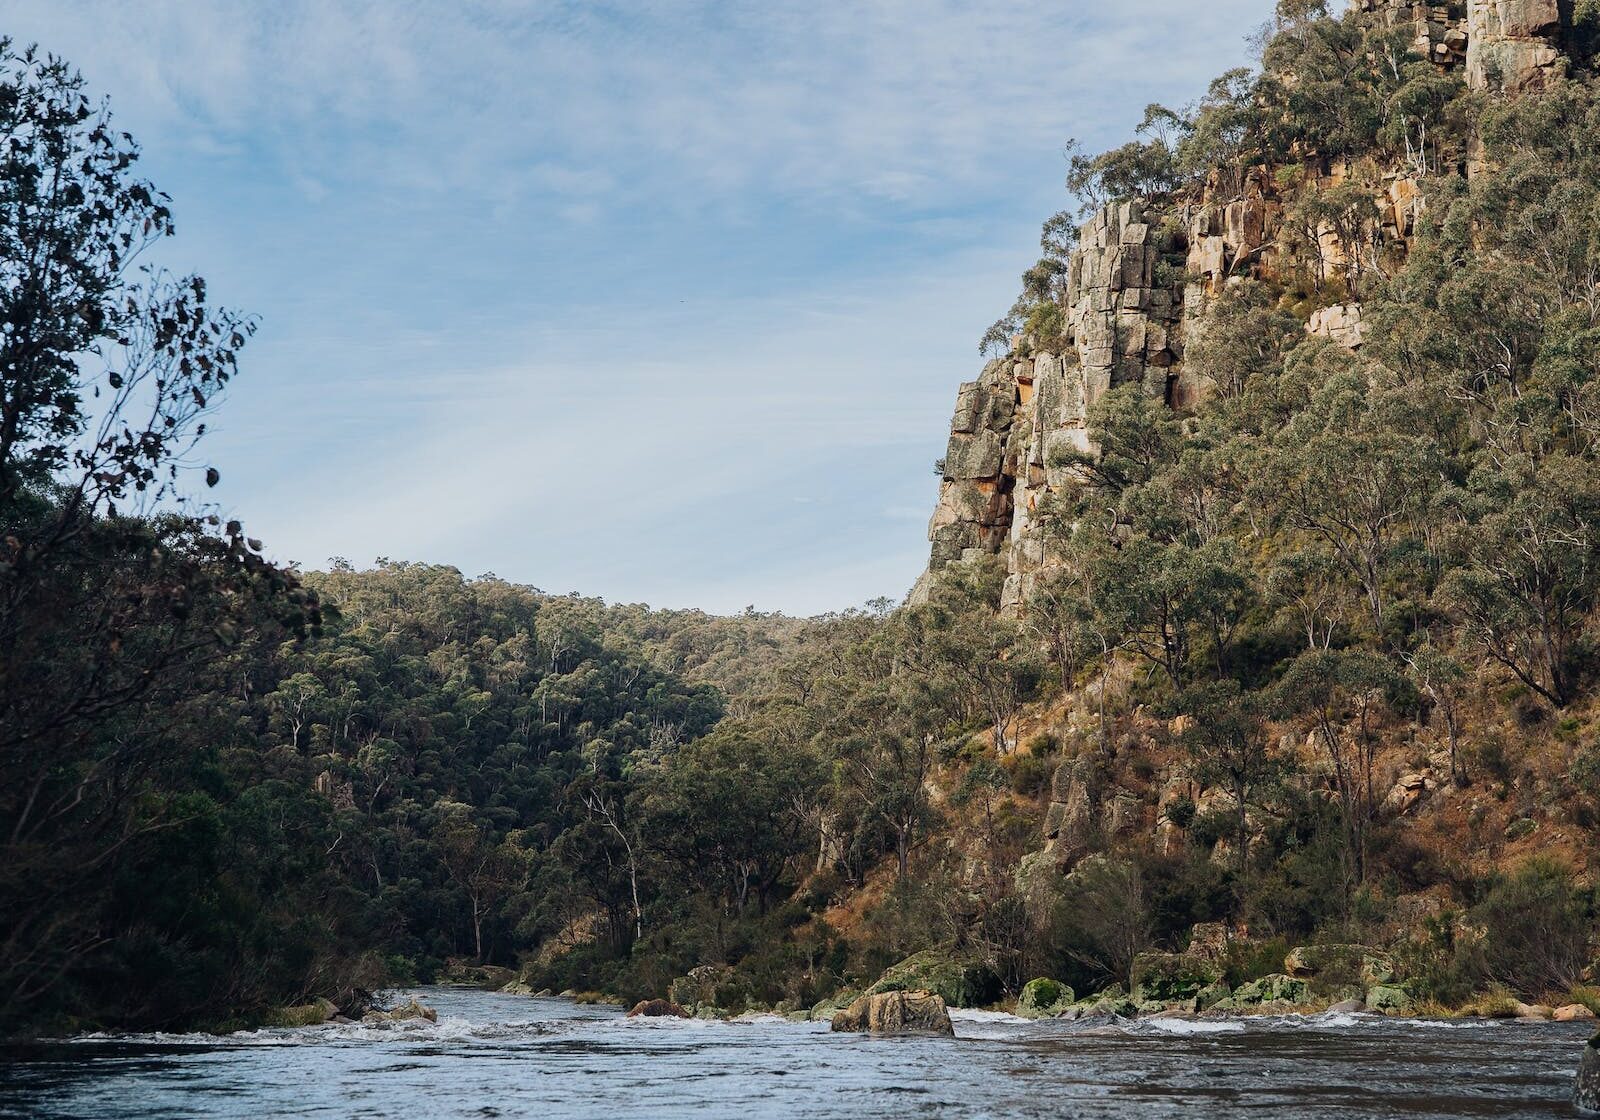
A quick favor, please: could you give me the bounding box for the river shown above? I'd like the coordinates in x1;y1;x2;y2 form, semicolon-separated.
0;986;1593;1118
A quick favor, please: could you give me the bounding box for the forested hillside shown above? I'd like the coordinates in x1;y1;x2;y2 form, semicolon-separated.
10;0;1600;1035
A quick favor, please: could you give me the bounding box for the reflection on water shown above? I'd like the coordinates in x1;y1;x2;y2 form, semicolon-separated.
0;987;1590;1119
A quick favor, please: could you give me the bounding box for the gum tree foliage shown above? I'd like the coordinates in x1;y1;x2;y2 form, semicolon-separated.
0;43;317;1028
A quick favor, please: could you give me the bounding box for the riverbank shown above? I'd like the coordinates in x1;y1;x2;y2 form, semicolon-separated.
494;936;1600;1032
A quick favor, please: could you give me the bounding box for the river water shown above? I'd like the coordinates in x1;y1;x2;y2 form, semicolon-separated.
0;986;1593;1118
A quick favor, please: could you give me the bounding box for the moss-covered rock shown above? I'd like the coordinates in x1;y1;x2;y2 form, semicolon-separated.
1232;974;1307;1005
809;989;861;1022
864;947;1002;1009
1365;985;1415;1015
441;960;516;989
1016;977;1075;1019
1195;981;1232;1012
1131;951;1224;1004
668;964;735;1014
1577;1034;1600;1114
1071;990;1137;1018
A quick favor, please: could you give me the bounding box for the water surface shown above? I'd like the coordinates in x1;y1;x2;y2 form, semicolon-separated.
1;986;1591;1118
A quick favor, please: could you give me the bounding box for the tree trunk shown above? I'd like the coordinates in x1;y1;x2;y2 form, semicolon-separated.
472;896;484;962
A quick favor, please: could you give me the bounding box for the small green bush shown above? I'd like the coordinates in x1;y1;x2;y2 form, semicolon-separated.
1473;858;1591;995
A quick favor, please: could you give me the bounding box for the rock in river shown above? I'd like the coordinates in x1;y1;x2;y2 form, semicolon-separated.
1578;1034;1600;1114
1016;978;1074;1019
830;990;954;1036
388;997;438;1022
628;999;690;1019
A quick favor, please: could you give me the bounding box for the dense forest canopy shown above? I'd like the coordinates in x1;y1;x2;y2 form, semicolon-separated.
8;0;1600;1034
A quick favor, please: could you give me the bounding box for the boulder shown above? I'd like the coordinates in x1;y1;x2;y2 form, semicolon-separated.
863;947;1001;1009
1328;999;1366;1014
668;964;735;1012
1185;922;1231;962
1195;981;1232;1012
387;997;438;1022
1233;974;1308;1006
1072;991;1138;1019
1365;986;1415;1015
1307;303;1367;349
1016;978;1075;1019
499;979;535;996
1578;1035;1600;1114
1380;772;1433;816
1514;1002;1553;1021
628;999;690;1019
442;961;515;989
830;990;954;1036
1557;1004;1599;1023
1132;951;1223;1005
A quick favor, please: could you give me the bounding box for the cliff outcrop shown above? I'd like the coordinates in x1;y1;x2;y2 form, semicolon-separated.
916;0;1572;613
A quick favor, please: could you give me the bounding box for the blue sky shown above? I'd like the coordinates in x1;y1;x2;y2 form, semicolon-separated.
12;1;1274;614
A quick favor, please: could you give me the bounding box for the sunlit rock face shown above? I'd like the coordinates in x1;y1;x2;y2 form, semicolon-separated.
1467;0;1566;92
915;3;1573;614
916;184;1274;611
917;199;1200;612
1348;0;1567;93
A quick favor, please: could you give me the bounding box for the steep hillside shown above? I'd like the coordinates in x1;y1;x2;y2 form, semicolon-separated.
543;0;1600;1020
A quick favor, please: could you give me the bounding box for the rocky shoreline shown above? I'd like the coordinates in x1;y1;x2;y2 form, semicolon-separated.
483;941;1600;1029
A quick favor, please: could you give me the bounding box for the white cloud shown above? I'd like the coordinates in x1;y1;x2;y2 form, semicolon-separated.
10;1;1279;614
15;0;1274;208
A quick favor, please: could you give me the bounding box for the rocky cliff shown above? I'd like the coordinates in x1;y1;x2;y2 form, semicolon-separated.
915;0;1570;613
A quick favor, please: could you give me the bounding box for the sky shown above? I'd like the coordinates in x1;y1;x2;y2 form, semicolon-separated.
10;0;1276;615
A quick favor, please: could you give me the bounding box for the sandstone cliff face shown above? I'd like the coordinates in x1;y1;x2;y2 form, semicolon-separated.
1466;0;1566;91
915;0;1571;612
918;184;1289;611
1352;0;1568;92
922;200;1200;611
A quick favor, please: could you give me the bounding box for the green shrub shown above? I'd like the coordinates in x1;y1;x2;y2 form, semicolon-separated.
1011;754;1048;796
1393;912;1488;1007
1222;937;1293;989
1026;731;1060;757
1472;858;1591;995
1164;796;1197;830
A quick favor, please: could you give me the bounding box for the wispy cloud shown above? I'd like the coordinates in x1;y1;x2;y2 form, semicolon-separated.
11;1;1276;613
18;0;1272;204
